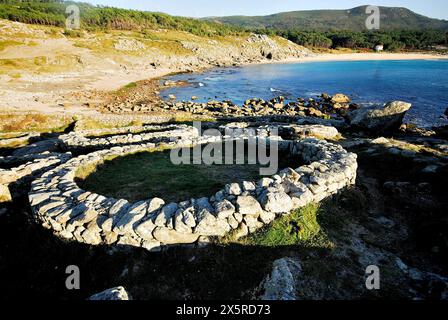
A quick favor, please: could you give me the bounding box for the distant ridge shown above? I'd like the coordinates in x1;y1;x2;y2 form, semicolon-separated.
205;6;448;31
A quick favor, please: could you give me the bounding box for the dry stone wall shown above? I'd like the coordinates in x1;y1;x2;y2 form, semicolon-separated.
27;125;357;251
1;152;72;202
59;124;198;151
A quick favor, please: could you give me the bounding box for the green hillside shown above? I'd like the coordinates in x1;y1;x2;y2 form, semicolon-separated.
0;0;243;36
207;6;448;31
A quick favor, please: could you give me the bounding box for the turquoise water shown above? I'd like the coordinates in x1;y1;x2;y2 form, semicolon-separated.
161;60;448;128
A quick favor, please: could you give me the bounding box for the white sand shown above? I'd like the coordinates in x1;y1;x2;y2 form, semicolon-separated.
299;52;448;63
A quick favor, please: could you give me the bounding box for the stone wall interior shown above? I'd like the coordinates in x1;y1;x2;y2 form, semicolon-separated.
27;124;357;251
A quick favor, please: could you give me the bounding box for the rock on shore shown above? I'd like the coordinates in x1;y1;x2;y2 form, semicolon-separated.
349;101;412;133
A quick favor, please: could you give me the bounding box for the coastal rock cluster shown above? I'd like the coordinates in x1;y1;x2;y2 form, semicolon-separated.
27;124;357;250
158;93;357;119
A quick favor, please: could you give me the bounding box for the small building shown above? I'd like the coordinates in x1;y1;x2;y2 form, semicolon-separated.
374;44;384;52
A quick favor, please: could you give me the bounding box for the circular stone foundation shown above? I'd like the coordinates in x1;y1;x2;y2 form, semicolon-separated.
76;142;303;203
28;125;357;252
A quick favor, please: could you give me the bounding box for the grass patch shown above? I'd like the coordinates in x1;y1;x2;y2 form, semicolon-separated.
62;29;83;38
74;118;145;131
229;203;331;247
77;143;300;203
0;114;73;133
0;40;22;51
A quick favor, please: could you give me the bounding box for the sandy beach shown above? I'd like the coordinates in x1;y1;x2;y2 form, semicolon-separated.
1;51;447;115
299;52;448;63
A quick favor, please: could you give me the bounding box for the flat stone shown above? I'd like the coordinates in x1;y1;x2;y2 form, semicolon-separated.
54;203;89;225
108;199;130;216
134;218;157;241
29;191;60;206
236;195;263;216
117;235;141;247
259;189;293;213
113;201;148;234
67;206;98;228
153;227;200;245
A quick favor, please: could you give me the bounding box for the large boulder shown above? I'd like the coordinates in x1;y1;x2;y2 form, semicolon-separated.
331;93;350;104
88;286;130;300
348;101;412;133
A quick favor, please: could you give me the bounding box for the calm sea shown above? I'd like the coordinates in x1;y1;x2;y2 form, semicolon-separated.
161;59;448;128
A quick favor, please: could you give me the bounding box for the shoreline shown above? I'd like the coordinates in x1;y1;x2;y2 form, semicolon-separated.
1;52;447;116
285;52;448;64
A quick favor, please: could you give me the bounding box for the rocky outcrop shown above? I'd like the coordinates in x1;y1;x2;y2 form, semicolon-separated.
157;93;359;120
88;286;130;300
349;101;412;133
260;257;302;300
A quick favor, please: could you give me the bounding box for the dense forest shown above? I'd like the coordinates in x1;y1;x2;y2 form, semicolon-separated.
0;0;447;51
269;29;448;51
0;0;243;36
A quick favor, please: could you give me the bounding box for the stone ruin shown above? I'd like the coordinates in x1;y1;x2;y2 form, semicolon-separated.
22;123;357;251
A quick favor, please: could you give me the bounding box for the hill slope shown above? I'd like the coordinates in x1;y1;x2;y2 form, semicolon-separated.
0;19;310;113
206;6;448;31
0;0;242;36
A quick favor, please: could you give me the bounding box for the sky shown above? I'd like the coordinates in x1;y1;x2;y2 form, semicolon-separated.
85;0;448;20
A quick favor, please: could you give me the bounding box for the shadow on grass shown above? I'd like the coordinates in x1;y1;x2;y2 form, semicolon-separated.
0;194;337;300
1;141;447;300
